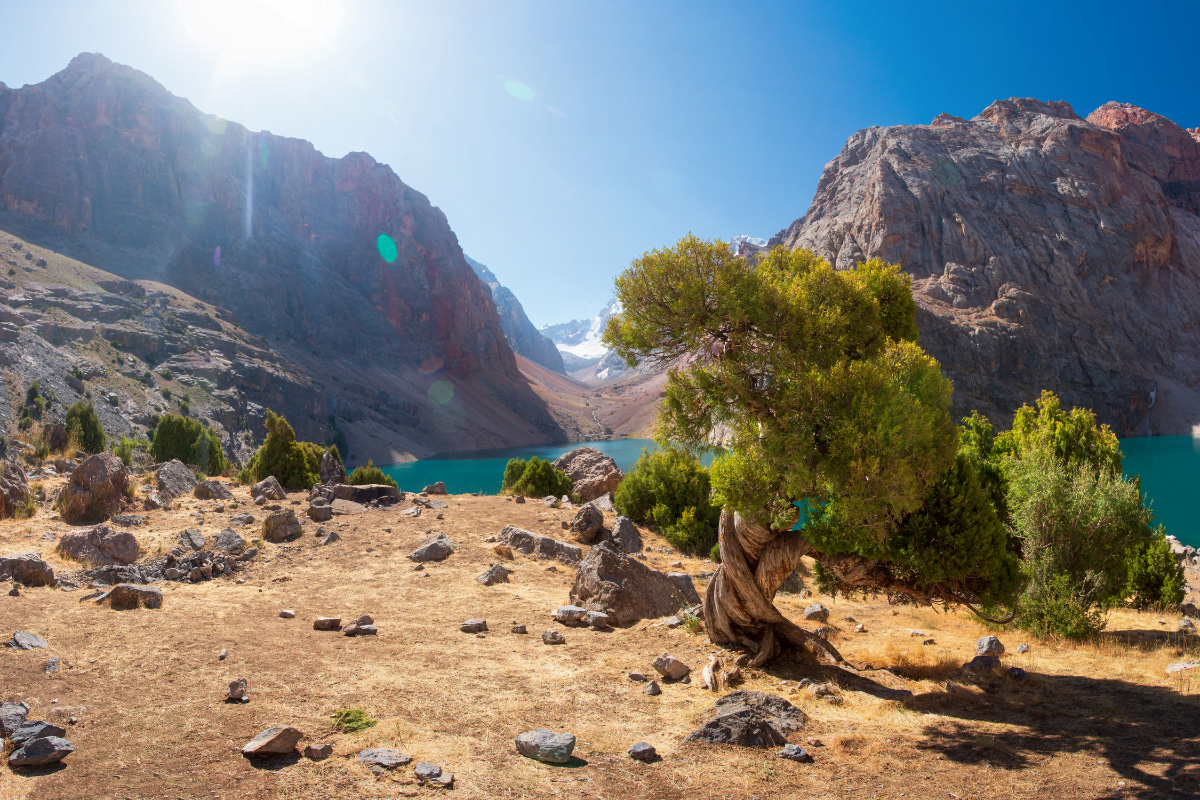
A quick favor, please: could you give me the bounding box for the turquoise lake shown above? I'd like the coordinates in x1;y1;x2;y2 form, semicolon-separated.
383;434;1199;547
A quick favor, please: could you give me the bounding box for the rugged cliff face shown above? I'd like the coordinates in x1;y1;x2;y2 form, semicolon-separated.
465;256;565;374
0;53;565;461
775;97;1200;435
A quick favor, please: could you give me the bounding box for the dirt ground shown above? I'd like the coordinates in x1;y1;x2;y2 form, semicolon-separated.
2;480;1199;800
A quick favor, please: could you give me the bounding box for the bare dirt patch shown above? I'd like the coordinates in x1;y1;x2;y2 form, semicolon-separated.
1;484;1198;799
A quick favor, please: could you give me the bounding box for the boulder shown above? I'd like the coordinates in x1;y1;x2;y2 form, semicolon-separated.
180;529;205;550
319;452;346;485
976;635;1005;657
195;479;234;501
542;629;566;644
515;729;576;763
332;484;402;504
214;529;247;554
263;509;302;542
423;481;447;495
304;743;333;761
476;564;513;586
569;503;605;544
962;655;1002;673
684;691;806;747
306;504;332;522
8;736;74;767
57;452;128;523
0;701;29;736
313;617;342;631
155;459;197;501
608;516;642;553
6;631;48;649
628;742;658;761
251;476;286;501
56;524;139;565
651;653;691;681
142;492;162;510
590;492;615;513
569;541;702;625
96;583;163;609
230;512;255;526
11;721;67;747
243;725;304;755
0;457;30;519
357;748;413;769
496;526;582;565
552;447;623;501
0;553;54;587
802;603;829;623
410;532;454;562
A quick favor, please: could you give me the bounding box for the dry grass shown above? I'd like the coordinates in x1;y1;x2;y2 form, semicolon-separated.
1;482;1198;798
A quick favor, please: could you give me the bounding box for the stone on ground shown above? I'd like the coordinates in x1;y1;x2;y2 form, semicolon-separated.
460;619;488;633
214;529;247;554
356;748;412;769
251;476;286;501
0;457;30;519
422;481;447;494
0;701;29;736
569;503;604;544
496;526;582;565
685;691;806;747
645;680;661;696
409;532;454;562
58;453;127;523
155;459;197;501
242;725;304;755
313;617;342;631
333;484;402;504
0;553;54;587
652;653;691;681
608;516;641;553
228;678;248;701
10;721;66;746
263;509;302;542
180;529;205;550
542;629;566;645
319;452;346;484
195;479;234;500
628;742;658;761
304;743;333;760
552;447;623;501
97;583;163;610
56;524;139;565
6;631;48;649
779;743;812;762
552;605;587;625
515;729;576;763
8;736;74;767
569;541;701;625
476;564;513;586
976;635;1005;656
802;603;829;623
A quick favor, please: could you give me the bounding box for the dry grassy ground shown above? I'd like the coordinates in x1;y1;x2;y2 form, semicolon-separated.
1;482;1199;800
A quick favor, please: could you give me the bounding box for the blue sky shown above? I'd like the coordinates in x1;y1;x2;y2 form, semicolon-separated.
1;1;1197;327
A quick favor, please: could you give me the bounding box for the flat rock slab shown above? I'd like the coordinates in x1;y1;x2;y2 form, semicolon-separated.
331;498;367;515
497;526;582;566
1167;659;1200;674
356;748;412;769
6;631;48;649
56;524;138;565
180;529;206;550
95;583;163;610
11;721;67;747
461;618;488;633
313;618;342;631
333;484;402;504
685;691;806;748
8;736;74;767
515;729;576;763
243;725;304;755
195;480;234;500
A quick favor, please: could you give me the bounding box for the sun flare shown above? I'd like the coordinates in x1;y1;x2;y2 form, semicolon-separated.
178;0;342;64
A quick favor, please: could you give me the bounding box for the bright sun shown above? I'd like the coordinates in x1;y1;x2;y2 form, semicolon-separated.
178;0;342;64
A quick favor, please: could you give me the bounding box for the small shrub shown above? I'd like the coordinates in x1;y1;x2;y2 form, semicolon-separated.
6;268;14;277
162;387;172;400
159;369;172;380
64;400;105;453
615;447;719;555
178;400;189;415
238;410;321;489
17;416;32;431
113;436;137;467
710;542;721;563
1018;572;1107;641
149;413;229;475
13;493;36;519
33;436;50;464
501;456;571;497
331;708;377;733
347;460;398;489
1126;531;1185;609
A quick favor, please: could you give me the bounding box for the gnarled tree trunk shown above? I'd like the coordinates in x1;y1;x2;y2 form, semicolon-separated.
704;508;845;666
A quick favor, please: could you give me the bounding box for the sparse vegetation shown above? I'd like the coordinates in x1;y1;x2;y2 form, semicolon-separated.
347;460;398;489
331;708;377;733
501;456;571;498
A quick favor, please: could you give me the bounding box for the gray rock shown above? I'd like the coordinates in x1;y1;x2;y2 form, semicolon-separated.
511;624;527;634
541;495;559;508
1007;666;1028;680
609;516;642;553
219;648;228;660
195;480;234;501
263;509;302;542
1165;659;1200;674
645;680;661;696
496;526;582;565
7;735;74;767
95;583;163;609
779;743;812;762
319;452;346;485
304;743;333;760
684;691;807;747
1016;643;1030;654
589;492;616;513
214;529;247;554
569;503;605;544
142;492;162;510
962;655;1002;673
542;629;566;645
356;748;412;769
6;631;48;649
242;725;304;755
552;447;623;501
476;564;513;586
414;762;442;780
320;532;340;546
251;476;286;501
628;742;658;761
1180;617;1196;633
584;610;611;629
306;504;332;522
664;615;684;628
0;701;29;736
975;635;1005;657
10;720;66;747
238;546;259;561
155;459;197;501
345;623;377;636
802;603;829;623
44;656;60;674
515;729;576;763
111;514;148;527
164;568;181;580
552;605;588;624
333;484;402;504
628;672;647;682
227;678;249;701
0;553;54;587
180;529;206;550
313;617;342;631
409;532;454;562
460;618;488;633
569;542;701;625
230;513;255;526
651;653;691;681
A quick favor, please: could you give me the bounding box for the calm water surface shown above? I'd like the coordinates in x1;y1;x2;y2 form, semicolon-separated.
383;435;1199;547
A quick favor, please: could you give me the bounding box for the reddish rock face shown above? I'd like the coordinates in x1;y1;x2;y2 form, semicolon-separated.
775;97;1200;435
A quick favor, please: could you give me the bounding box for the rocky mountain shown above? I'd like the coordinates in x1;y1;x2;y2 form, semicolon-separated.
464;256;565;374
775;97;1200;436
0;53;566;462
541;299;623;377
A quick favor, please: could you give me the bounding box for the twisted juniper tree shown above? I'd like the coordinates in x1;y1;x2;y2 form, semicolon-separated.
604;235;1021;665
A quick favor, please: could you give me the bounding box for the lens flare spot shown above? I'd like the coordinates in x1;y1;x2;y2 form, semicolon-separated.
205;114;229;135
376;234;398;263
504;81;535;101
213;246;221;268
428;380;454;405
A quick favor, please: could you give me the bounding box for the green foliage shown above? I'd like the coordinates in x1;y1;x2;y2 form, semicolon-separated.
112;436;136;467
501;456;572;498
615;447;719;554
239;410;321;489
710;542;721;563
65;400;106;454
161;387;172;400
25;381;39;405
149;413;230;475
347;460;398;489
1017;572;1108;641
331;708;377;733
17;416;32;431
1125;530;1185;609
159;369;172;380
326;443;344;467
994;390;1122;475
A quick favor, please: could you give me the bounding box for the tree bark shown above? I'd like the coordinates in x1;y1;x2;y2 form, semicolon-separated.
703;507;845;666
